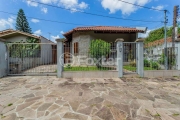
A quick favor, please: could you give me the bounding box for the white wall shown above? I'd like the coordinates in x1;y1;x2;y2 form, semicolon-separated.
0;41;8;77
40;37;53;64
5;35;29;42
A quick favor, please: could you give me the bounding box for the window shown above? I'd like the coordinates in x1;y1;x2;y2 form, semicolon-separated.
74;42;79;54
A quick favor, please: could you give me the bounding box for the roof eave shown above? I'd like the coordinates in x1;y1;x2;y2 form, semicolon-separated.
0;31;40;39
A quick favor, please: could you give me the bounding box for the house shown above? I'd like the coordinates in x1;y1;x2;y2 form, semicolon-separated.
144;34;180;69
63;26;146;65
144;35;180;60
0;29;57;74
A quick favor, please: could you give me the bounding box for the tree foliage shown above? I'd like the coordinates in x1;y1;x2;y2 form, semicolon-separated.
89;39;110;68
145;27;180;43
8;38;40;58
16;9;32;34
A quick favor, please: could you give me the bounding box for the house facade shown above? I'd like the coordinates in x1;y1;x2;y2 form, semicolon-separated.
144;35;180;69
63;26;146;65
0;29;56;74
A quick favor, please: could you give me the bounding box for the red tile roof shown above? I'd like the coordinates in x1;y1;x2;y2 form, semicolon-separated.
145;35;180;48
0;29;40;39
63;26;145;39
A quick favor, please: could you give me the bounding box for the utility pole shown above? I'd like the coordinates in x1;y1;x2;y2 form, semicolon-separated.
173;6;179;49
172;6;179;70
164;10;168;70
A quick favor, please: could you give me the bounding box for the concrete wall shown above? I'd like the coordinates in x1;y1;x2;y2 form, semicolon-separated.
144;42;178;69
63;70;180;78
144;42;174;61
63;71;118;78
71;33;91;65
144;70;180;77
0;41;8;78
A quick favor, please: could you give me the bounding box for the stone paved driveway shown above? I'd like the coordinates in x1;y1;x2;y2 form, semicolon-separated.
0;76;180;120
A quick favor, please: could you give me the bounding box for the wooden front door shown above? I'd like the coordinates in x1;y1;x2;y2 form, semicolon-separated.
64;43;71;63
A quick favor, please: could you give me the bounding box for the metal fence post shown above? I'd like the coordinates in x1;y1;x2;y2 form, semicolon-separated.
176;39;180;70
56;39;64;78
136;38;144;77
116;38;124;77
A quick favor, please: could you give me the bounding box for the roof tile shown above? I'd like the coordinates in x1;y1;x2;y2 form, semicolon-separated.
63;26;145;38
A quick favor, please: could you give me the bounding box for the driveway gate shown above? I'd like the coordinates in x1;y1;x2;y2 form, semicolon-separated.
7;43;57;76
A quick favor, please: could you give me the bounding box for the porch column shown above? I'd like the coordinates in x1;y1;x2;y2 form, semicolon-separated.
116;38;124;78
56;39;64;78
136;38;144;77
176;38;180;70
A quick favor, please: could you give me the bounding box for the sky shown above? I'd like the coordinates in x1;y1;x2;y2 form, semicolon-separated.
0;0;179;42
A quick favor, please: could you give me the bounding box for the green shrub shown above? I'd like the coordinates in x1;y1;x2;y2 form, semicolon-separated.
158;53;175;66
150;61;160;70
66;64;72;69
130;62;136;67
89;39;110;68
144;59;150;67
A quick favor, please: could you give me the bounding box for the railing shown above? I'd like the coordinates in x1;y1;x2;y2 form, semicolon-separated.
7;43;57;75
63;42;117;71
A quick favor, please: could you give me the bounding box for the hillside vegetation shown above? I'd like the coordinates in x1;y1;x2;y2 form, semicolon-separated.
145;27;180;43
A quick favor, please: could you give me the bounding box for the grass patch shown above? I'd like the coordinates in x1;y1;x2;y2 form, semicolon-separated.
145;109;150;113
64;66;114;71
173;113;179;116
91;104;97;107
8;103;13;106
1;114;5;119
55;65;155;72
154;113;161;117
123;65;155;72
106;104;113;108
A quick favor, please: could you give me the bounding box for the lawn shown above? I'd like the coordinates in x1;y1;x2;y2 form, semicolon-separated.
63;65;155;71
64;66;115;71
123;65;155;71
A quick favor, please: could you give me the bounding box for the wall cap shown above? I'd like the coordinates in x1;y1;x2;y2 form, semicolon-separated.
56;38;63;42
136;38;144;42
115;38;124;42
175;38;180;42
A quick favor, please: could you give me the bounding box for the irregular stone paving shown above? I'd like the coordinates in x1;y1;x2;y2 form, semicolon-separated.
0;76;180;120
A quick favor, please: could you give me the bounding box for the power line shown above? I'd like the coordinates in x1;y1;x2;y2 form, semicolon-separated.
26;0;162;23
118;0;164;12
0;10;159;27
0;11;93;26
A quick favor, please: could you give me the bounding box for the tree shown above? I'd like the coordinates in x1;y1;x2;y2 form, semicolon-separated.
16;9;32;34
9;38;40;58
145;27;180;43
89;39;110;68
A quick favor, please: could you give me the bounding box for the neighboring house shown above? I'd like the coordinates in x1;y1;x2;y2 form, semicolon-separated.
144;35;180;69
144;35;180;60
0;29;56;73
63;26;146;65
